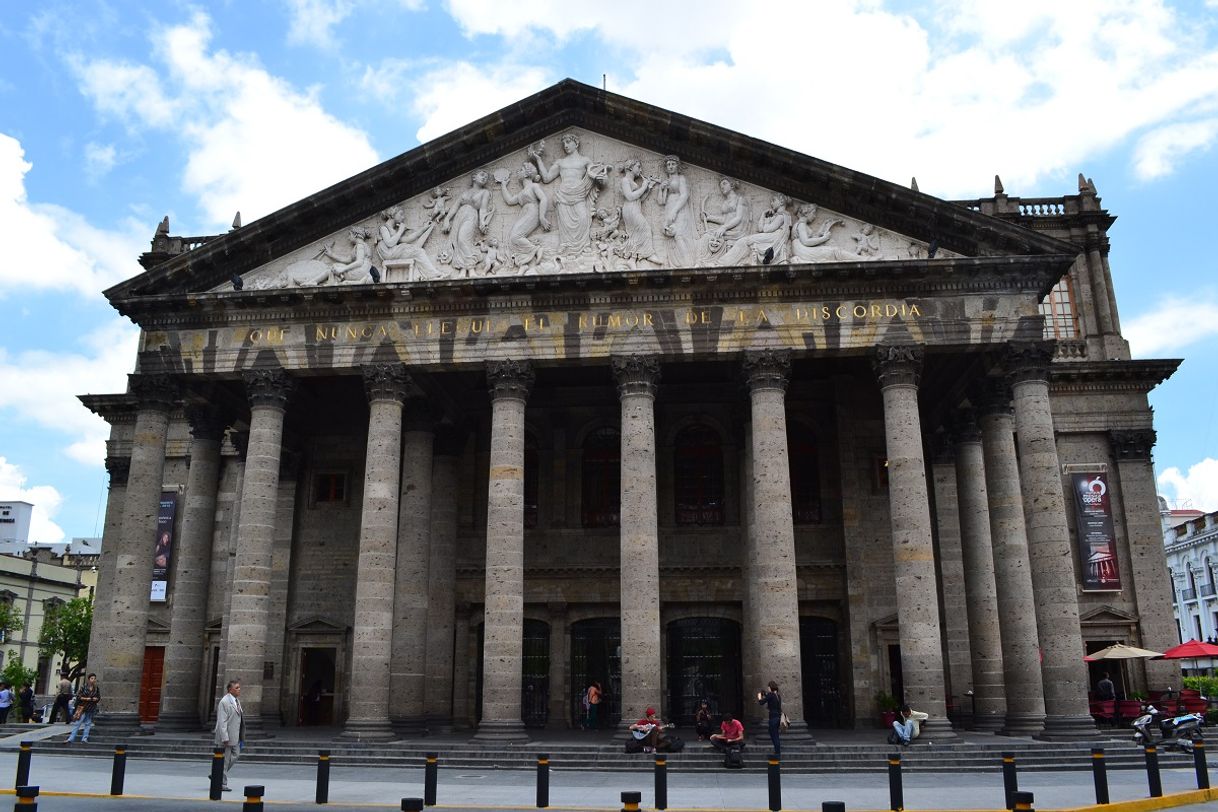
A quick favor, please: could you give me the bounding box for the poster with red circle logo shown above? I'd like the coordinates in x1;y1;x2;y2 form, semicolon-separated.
1071;473;1121;591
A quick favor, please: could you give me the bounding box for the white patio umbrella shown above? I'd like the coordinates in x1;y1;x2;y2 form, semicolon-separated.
1084;643;1164;661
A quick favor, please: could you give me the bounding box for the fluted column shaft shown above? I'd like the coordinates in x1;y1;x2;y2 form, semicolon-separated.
872;346;954;738
103;375;175;726
950;413;1006;731
474;360;533;742
226;368;292;730
389;405;433;731
158;409;226;730
1008;343;1095;737
613;355;662;725
343;365;410;741
85;455;128;700
424;441;461;730
977;384;1046;735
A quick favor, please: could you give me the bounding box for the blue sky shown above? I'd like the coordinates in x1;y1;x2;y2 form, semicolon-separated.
2;0;1218;543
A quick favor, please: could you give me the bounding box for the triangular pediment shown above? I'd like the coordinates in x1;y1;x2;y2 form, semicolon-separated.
1079;605;1140;625
287;616;347;633
106;79;1078;305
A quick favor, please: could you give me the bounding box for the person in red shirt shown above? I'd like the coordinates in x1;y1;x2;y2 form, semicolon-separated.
710;713;745;751
630;707;668;752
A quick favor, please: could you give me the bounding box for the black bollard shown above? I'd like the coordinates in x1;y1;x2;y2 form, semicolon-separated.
536;754;549;809
823;804;845;812
1144;744;1162;798
14;785;38;810
1090;748;1109;805
110;744;127;796
768;753;782;812
1012;790;1034;812
209;747;226;801
1194;740;1210;790
654;755;667;811
402;799;424;812
621;790;641;812
316;750;330;805
14;741;31;790
242;784;265;812
424;753;438;807
887;752;903;812
1001;752;1019;811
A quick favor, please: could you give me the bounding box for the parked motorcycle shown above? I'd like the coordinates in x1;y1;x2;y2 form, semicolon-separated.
1131;704;1205;752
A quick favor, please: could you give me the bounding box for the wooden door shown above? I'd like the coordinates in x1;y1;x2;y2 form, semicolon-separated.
138;646;166;722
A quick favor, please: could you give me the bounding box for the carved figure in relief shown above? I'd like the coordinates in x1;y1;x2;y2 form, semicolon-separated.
658;155;696;266
790;204;870;263
497;161;551;271
721;193;793;266
906;241;927;260
422;186;451;222
617;158;661;266
591;207;628;273
528;134;610;258
322;226;375;284
442;170;494;274
700;176;750;241
476;238;503;275
377;206;445;282
258;258;330;288
853;223;880;257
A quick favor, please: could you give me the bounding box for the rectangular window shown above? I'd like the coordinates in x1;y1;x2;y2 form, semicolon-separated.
312;472;347;505
1040;275;1079;340
1195;615;1203;641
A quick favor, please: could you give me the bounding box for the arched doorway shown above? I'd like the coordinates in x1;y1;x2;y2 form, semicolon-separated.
666;617;742;725
800;616;843;727
570;618;621;727
475;618;551;728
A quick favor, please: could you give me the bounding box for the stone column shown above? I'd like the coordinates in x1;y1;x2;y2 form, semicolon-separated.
1007;341;1096;738
212;430;247;712
745;349;814;740
474;360;533;742
342;364;410;741
740;421;765;730
546;603;569;729
389;399;433;733
928;438;972;725
85;455;128;692
424;430;462;732
976;381;1046;735
1085;235;1115;336
949;410;1007;731
225;367;293;733
158;406;227;730
1109;430;1181;690
102;374;176;727
612;354;663;726
451;605;473;728
871;345;954;739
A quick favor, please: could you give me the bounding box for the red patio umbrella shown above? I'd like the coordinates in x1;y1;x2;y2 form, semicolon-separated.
1159;639;1218;680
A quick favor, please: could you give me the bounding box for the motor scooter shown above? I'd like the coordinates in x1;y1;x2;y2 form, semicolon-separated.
1131;704;1205;752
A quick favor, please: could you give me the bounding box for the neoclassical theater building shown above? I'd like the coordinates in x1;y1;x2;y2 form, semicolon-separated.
83;80;1179;742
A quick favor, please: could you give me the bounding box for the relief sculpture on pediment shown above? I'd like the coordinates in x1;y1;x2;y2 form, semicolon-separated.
231;129;949;291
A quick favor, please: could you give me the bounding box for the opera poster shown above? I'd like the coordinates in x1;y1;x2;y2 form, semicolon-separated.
151;492;177;602
1072;473;1122;591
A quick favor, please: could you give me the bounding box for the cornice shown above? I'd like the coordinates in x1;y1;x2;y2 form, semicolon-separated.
1049;359;1181;394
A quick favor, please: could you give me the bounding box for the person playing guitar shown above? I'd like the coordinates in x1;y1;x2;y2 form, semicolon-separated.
630;707;674;753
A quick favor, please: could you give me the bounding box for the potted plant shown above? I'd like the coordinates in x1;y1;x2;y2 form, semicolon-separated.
876;692;899;728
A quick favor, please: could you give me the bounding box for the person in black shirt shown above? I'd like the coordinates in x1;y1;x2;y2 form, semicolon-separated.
757;680;783;755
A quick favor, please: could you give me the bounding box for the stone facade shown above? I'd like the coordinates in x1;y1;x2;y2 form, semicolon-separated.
82;81;1179;738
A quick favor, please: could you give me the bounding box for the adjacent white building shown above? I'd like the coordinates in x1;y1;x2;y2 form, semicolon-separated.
1162;497;1218;645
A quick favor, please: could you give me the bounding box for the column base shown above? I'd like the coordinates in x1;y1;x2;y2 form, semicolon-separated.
918;717;957;741
971;711;1006;732
781;718;816;744
1035;714;1101;741
1000;712;1046;737
339;719;398;742
390;716;427;736
472;719;528;743
155;711;204;732
424;715;454;735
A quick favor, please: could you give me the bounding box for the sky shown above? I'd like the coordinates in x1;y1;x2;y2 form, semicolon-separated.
2;0;1218;544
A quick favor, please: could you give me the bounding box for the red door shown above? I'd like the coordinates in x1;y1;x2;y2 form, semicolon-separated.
138;646;165;723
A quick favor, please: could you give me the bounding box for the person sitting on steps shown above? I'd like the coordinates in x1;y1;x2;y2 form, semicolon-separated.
710;713;746;751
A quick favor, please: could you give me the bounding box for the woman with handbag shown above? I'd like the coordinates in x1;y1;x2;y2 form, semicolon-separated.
757;681;786;756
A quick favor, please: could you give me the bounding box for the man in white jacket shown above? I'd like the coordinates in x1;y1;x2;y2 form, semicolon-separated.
213;680;244;792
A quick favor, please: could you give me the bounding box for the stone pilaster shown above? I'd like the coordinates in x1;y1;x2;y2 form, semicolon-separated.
213;430;247;711
612;354;663;727
546;603;569;729
474;360;533;742
949;410;1007;731
103;374;176;727
975;380;1046;735
872;346;954;739
424;429;462;732
389;399;434;733
158;407;227;730
1007;342;1096;738
226;367;293;733
744;349;814;740
342;364;411;741
451;605;473;728
85;455;129;697
1109;429;1181;690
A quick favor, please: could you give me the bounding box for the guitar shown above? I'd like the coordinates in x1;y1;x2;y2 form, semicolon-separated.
631;722;675;740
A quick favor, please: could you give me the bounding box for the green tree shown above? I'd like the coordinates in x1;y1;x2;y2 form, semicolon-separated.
1;653;36;694
38;597;92;680
0;601;23;645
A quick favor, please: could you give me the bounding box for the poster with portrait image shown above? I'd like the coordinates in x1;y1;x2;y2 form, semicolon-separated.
150;492;177;602
1071;472;1121;591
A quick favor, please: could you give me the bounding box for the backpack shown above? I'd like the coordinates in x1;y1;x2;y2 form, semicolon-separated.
723;748;744;769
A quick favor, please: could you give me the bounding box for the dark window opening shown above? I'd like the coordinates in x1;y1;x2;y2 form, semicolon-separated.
788;424;821;524
674;425;724;526
582;427;621;527
524;447;539;529
312;472;347;504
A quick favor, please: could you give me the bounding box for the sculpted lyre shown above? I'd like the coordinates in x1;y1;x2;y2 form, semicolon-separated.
377;206;445;282
790;204;872;263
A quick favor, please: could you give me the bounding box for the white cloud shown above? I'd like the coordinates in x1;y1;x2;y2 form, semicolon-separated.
1160;459;1218;513
1124;294;1218;357
71;12;380;229
0;458;65;544
1134;118;1218;179
83;142;118;181
0;134;147;297
0;318;139;468
284;0;425;48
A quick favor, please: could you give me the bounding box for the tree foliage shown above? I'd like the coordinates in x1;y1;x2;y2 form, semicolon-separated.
38;597;92;680
0;602;23;644
1;652;36;692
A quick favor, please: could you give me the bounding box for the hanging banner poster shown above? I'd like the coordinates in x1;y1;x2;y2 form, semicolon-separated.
150;492;177;602
1072;472;1122;591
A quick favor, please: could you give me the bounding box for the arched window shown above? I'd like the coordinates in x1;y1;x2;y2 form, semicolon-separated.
524;442;539;529
788;423;821;524
674;425;724;526
582;427;620;527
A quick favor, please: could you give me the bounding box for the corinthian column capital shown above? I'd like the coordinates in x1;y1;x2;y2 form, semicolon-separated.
872;344;923;389
243;367;293;410
104;455;131;487
486;359;534;402
612;354;661;398
742;348;791;393
948;408;983;445
363;363;412;403
971;378;1013;418
1109;429;1157;462
185;405;229;442
128;374;177;411
1004;340;1055;385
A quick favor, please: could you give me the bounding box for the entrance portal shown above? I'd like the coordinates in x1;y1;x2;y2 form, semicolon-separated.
299;647;336;726
570;618;621;727
800;617;842;726
666;617;742;726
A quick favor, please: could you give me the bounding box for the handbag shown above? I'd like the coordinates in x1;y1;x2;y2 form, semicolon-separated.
779;712;790;731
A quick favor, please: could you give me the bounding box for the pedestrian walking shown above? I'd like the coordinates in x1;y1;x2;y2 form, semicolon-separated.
213;679;244;792
66;674;100;742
